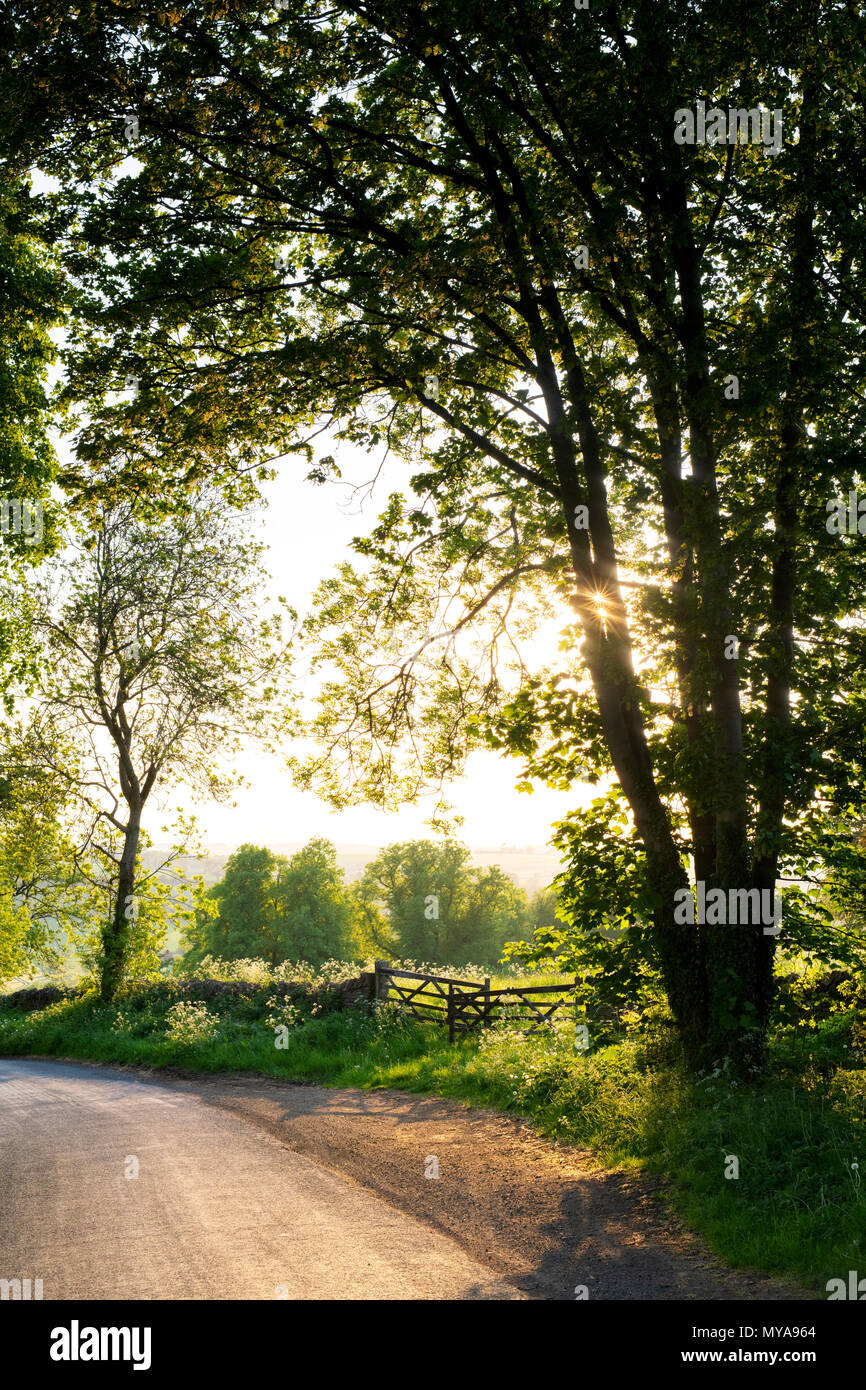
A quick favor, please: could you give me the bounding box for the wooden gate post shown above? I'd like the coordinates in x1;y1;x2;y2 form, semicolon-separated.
375;959;391;1005
483;977;490;1028
447;981;455;1044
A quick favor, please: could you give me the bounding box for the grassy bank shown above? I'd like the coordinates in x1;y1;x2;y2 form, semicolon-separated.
1;972;862;1295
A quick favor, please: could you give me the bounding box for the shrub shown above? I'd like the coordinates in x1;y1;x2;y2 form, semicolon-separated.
164;1000;218;1045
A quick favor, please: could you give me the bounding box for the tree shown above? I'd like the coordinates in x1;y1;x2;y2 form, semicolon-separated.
348;873;397;958
0;723;84;984
0;168;64;712
359;840;467;960
183;838;351;967
271;837;351;964
33;495;289;998
358;838;528;966
524;886;559;937
460;862;530;965
502;789;664;1030
0;167;81;985
0;172;62;562
185;844;281;969
6;2;866;1066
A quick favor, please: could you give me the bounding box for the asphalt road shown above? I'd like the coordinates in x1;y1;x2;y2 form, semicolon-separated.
0;1058;523;1300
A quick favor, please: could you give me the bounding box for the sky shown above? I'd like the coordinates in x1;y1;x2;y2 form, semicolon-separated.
161;447;585;853
52;424;589;857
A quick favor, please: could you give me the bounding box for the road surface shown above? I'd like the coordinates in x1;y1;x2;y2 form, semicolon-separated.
0;1057;810;1301
0;1058;522;1300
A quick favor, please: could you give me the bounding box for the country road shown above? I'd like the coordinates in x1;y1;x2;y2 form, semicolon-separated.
0;1058;809;1302
0;1059;521;1300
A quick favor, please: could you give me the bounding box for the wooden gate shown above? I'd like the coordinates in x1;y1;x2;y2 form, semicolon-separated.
374;961;577;1042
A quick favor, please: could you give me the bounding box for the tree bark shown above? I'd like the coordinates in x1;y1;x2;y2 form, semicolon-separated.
99;805;141;1001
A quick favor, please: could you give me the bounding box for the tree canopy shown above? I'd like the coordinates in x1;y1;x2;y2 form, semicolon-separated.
184;838;351;967
357;837;529;965
3;1;865;1065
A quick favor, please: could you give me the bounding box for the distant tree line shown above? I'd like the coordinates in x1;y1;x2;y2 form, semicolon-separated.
180;838;559;970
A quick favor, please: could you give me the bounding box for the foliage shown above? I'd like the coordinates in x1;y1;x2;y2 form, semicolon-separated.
0;172;76;982
357;838;530;965
183;845;281;969
347;873;396;958
0;173;63;571
271;837;353;965
0;722;84;983
0;884;28;985
70;827;198;988
503;789;664;1026
182;839;351;968
4;2;866;1065
164;1000;219;1045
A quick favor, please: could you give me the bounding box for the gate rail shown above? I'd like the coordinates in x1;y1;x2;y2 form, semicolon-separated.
373;961;578;1042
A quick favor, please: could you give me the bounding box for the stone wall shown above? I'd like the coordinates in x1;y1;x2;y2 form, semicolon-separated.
0;973;378;1013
